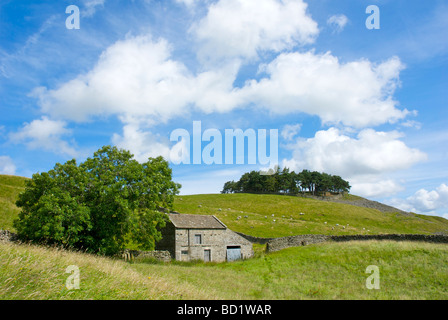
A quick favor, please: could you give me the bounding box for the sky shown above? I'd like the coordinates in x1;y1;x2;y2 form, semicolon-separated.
1;0;448;218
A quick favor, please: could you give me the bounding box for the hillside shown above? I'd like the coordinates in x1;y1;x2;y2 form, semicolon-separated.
0;175;28;231
1;239;447;299
1;174;448;300
173;193;448;238
1;174;448;237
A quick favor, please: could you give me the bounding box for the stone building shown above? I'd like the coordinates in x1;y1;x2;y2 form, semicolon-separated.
156;213;253;262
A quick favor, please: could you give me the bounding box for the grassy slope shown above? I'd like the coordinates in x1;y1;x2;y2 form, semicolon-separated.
173;193;448;237
1;174;448;300
0;241;211;300
2;174;448;236
1;240;447;299
0;175;27;231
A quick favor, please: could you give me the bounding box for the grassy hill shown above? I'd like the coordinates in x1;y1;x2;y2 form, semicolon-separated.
1;174;448;300
1;239;447;299
173;193;448;237
0;175;27;231
2;174;448;236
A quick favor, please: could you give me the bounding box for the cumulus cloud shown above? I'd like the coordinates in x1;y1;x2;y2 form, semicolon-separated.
32;36;191;122
30;0;414;164
0;156;16;175
349;178;405;198
282;127;427;198
327;14;348;33
9;116;78;157
190;0;319;62
388;184;448;214
241;51;409;127
33;35;410;129
32;35;243;123
283;127;427;176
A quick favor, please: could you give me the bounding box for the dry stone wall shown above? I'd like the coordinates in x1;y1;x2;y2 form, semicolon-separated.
232;232;448;253
126;250;172;262
266;234;330;252
264;233;448;252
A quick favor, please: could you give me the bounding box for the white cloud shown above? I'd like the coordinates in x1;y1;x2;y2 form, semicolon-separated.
190;0;319;62
281;123;302;141
175;0;200;7
389;184;448;214
0;156;16;175
241;51;409;127
282;127;427;198
34;37;410;129
10;116;78;157
283;127;427;177
400;119;422;130
111;119;172;163
81;0;106;17
350;178;405;198
327;14;348;33
32;35;243;123
32;1;411;131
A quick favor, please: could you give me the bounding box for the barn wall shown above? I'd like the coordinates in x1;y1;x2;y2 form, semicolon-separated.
155;222;176;258
174;228;254;262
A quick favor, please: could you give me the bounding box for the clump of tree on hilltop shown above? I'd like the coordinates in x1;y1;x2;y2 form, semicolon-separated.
222;167;350;196
14;145;180;256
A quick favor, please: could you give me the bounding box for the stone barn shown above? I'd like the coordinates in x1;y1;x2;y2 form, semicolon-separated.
156;213;253;262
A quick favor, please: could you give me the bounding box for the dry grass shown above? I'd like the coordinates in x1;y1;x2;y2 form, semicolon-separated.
0;241;214;300
1;240;447;300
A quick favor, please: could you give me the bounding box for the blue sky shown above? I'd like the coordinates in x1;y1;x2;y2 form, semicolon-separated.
1;0;448;218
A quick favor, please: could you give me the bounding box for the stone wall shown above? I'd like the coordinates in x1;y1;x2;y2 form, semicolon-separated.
329;234;448;244
235;232;274;245
172;228;254;262
125;250;171;262
266;234;330;252
258;233;448;252
155;222;176;258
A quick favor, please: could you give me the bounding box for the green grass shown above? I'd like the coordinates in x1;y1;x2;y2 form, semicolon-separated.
1;174;448;300
1;240;447;299
0;175;27;231
173;193;448;237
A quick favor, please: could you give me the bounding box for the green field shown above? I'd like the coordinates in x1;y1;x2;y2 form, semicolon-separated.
1;240;447;299
1;174;448;300
173;193;448;237
0;175;27;231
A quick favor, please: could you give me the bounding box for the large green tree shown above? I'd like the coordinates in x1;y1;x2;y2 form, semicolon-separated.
14;146;180;255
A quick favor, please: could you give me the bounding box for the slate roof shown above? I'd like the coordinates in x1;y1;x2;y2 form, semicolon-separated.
167;213;227;229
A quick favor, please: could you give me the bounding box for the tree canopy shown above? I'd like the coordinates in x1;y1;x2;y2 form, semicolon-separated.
14;145;180;255
222;167;350;196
